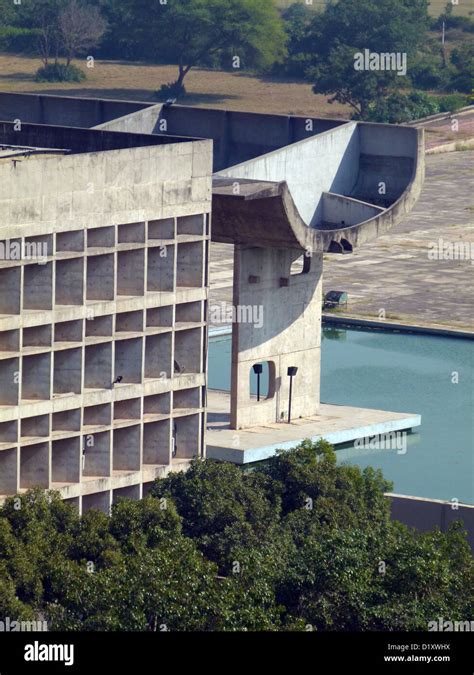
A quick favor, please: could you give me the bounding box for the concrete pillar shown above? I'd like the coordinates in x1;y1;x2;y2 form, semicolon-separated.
230;245;322;429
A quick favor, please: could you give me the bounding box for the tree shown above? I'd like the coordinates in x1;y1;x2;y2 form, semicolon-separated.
32;0;64;66
150;459;282;569
449;44;474;94
277;2;314;78
0;446;473;632
58;0;107;66
5;0;106;79
306;0;430;118
101;0;287;95
363;91;440;124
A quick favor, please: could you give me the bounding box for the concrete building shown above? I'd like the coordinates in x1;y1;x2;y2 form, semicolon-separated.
0;118;212;512
0;92;424;511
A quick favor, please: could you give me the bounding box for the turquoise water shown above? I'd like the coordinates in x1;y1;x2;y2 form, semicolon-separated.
208;327;474;504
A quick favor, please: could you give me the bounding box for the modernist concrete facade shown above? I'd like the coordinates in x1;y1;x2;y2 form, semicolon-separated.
0;92;424;513
0;118;212;512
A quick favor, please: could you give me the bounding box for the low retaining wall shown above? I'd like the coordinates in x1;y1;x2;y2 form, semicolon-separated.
388;493;474;550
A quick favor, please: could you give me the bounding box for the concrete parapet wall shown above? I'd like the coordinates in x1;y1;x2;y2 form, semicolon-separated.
321;192;384;227
388;493;474;550
162;106;345;171
0;138;212;237
0;120;188;154
216;122;360;227
94;104;164;134
0;92;150;128
0;92;348;173
358;123;419;158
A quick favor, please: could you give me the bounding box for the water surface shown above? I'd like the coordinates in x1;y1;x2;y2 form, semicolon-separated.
208;327;473;504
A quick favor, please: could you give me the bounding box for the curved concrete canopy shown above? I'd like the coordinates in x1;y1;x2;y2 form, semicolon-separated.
213;122;425;253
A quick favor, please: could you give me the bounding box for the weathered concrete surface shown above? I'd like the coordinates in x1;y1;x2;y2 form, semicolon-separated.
0;121;212;511
322;150;474;331
0;93;425;255
321;192;384;228
207;390;420;464
0;91;150;128
216;122;360;226
93;104;164;134
212;124;424;253
0;91;345;171
0;133;211;235
230;247;322;429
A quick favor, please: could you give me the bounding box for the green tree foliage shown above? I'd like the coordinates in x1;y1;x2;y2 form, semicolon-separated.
363;91;441;123
0;444;472;631
305;0;431;118
276;2;313;78
449;43;474;94
150;459;282;569
100;0;287;94
0;0;106;79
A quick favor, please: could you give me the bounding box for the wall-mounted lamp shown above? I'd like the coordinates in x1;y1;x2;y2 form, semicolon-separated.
253;363;263;401
287;366;298;424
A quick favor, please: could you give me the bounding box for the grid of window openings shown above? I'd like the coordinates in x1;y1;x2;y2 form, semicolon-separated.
0;214;210;512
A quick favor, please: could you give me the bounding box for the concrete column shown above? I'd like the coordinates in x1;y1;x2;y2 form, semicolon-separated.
230;245;323;430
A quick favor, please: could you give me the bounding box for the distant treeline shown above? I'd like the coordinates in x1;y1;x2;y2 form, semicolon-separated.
0;0;472;120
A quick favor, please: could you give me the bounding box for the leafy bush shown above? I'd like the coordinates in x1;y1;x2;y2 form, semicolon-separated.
35;63;86;83
410;53;452;90
364;91;440;123
449;44;474;94
432;14;474;33
437;93;470;113
155;82;186;101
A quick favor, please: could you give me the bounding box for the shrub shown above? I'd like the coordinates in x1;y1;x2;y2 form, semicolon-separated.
432;14;474;33
364;91;440;123
35;63;86;83
154;81;186;101
448;45;474;94
437;93;470;113
410;54;452;90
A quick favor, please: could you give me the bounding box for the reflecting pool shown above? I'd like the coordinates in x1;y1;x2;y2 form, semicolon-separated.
208;327;474;504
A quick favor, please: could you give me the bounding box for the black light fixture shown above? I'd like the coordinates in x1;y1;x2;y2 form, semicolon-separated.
253;363;263;401
287;366;298;424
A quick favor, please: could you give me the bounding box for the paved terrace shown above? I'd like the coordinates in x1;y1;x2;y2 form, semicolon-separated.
206;390;420;464
209;150;474;333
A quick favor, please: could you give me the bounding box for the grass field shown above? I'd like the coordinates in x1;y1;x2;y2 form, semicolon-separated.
0;53;351;118
276;0;473;16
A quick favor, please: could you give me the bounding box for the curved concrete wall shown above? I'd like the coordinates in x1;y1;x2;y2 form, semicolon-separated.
318;126;424;250
321;192;384;228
